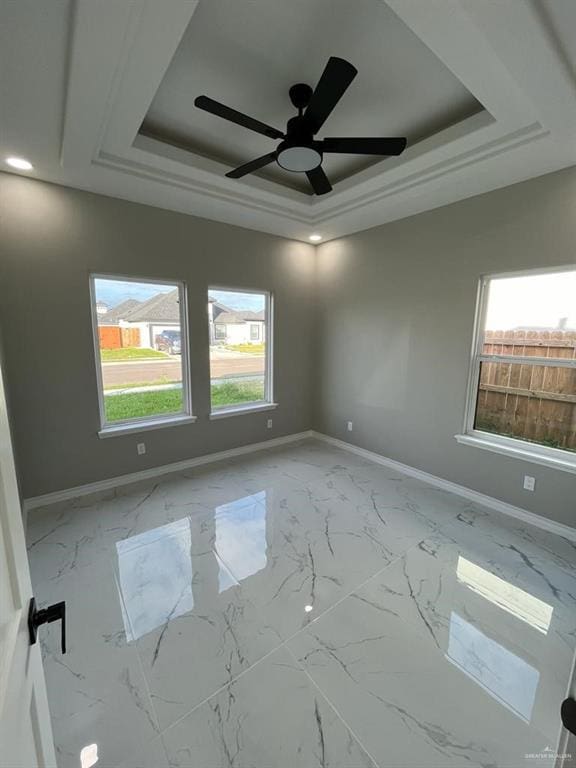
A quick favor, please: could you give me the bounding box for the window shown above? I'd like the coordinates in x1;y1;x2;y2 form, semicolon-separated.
208;288;274;416
90;275;193;434
458;267;576;472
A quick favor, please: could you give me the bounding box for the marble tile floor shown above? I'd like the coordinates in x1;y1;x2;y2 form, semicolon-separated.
26;439;576;768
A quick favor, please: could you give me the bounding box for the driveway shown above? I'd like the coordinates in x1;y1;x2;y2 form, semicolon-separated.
102;355;264;387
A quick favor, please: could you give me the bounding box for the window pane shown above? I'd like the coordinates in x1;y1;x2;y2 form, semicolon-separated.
484;270;576;357
474;361;576;452
93;277;186;423
208;289;268;409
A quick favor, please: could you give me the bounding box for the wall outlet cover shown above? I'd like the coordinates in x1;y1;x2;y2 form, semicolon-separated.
347;421;353;432
137;443;146;455
523;475;536;491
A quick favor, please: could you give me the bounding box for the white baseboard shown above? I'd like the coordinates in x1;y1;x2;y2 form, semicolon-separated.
23;428;576;543
23;430;313;512
312;431;576;542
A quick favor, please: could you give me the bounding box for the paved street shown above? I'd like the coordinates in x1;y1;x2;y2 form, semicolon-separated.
102;355;264;387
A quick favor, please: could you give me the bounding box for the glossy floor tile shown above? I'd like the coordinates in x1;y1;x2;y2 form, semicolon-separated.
289;528;576;767
117;522;281;729
27;439;576;767
161;646;377;768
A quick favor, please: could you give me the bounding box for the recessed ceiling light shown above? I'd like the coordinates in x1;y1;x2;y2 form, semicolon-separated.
6;157;33;171
304;604;314;613
309;234;322;242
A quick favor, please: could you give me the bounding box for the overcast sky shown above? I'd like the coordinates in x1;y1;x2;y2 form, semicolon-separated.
486;270;575;330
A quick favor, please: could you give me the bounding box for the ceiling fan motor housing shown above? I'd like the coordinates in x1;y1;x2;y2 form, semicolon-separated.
289;83;314;111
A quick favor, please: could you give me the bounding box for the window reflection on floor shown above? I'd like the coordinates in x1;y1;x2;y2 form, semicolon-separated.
116;517;235;641
215;491;268;582
446;611;540;723
456;556;553;634
80;744;98;768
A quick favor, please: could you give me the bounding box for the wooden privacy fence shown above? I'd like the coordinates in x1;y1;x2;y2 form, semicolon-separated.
476;329;576;450
98;325;141;350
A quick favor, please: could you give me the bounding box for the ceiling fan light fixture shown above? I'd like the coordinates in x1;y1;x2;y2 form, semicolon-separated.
276;143;322;173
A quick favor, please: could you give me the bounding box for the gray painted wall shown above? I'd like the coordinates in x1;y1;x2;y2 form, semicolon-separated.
314;167;576;528
1;169;575;526
0;174;315;497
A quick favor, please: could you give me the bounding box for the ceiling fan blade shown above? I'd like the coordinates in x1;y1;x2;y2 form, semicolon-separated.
322;137;407;155
195;96;284;140
304;57;357;134
306;166;332;195
226;152;278;179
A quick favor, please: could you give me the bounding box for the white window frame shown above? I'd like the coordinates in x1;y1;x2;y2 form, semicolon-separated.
208;286;276;419
214;323;226;340
90;273;195;437
455;265;576;474
250;323;260;341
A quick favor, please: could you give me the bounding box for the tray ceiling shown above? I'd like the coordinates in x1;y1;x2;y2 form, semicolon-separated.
141;0;483;192
1;0;575;242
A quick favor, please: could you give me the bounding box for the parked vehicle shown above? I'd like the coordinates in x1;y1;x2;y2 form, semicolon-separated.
155;330;181;354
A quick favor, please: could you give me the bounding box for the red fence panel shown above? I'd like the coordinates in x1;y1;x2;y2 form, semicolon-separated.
98;326;141;350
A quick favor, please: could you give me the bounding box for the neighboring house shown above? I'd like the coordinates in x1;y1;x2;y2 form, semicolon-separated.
208;298;265;345
95;300;109;315
98;299;142;325
118;289;180;348
101;292;265;349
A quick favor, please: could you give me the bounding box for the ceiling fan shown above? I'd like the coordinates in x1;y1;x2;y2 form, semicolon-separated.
194;57;407;195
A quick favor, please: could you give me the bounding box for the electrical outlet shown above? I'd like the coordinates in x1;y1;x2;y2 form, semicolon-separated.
267;419;273;429
523;475;535;492
137;442;146;456
347;421;353;432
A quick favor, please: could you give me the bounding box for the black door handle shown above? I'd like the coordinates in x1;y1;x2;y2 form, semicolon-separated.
561;698;576;736
28;597;66;654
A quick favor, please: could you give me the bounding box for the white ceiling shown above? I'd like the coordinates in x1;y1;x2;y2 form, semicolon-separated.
142;0;481;192
0;0;70;163
1;0;575;243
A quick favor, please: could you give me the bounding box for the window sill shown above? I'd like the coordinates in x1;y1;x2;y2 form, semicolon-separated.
454;433;576;474
98;415;197;438
209;402;278;420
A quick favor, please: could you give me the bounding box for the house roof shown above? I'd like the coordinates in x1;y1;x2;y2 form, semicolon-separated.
101;292;264;325
122;289;180;322
238;310;265;321
214;309;265;324
214;311;247;325
211;301;232;321
99;298;142;325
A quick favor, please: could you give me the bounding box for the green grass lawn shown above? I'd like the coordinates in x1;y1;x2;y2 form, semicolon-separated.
105;389;183;421
104;380;265;421
101;347;169;362
224;343;265;355
211;380;264;408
